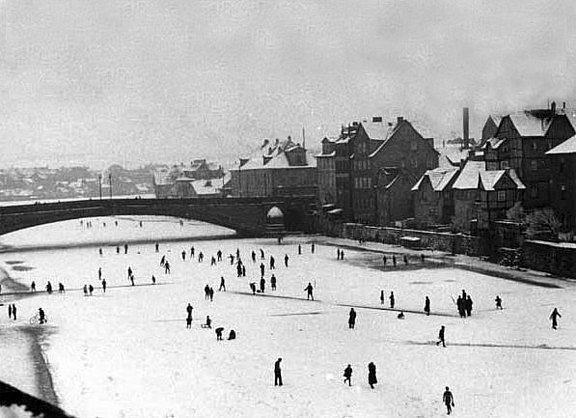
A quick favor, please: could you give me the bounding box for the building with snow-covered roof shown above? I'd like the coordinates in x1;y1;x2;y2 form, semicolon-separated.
228;137;317;198
316;116;438;225
546;135;576;229
452;160;525;231
411;167;459;226
490;106;575;209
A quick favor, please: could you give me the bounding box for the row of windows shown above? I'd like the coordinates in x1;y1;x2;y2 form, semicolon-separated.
354;177;372;189
353;160;370;171
486;160;510;170
354;197;374;211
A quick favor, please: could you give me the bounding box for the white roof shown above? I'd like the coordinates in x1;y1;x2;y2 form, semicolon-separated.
546;135;576;155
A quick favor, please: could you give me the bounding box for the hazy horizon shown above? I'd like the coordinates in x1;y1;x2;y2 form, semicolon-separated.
1;0;575;168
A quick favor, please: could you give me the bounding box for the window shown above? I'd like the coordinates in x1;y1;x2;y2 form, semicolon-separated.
500;160;510;169
487;162;498;171
530;160;538;171
497;190;506;201
532;142;538;151
561;184;567;200
411;142;418;151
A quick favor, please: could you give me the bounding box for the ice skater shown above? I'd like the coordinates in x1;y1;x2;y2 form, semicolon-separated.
38;308;46;324
495;295;503;309
270;256;275;270
380;290;384;305
304;282;314;300
186;303;193;320
88;284;94;295
424;296;431;316
228;329;236;340
181;250;186;261
11;304;16;320
348;308;357;329
392;255;397;267
436;325;446;347
8;304;12;319
271;274;277;291
343;364;352;386
260;277;266;293
260;263;265;278
274;358;283;386
389;291;395;309
368;362;377;389
215;327;224;340
186;315;192;329
284;254;289;267
298;244;302;255
164;261;171;274
219;277;226;292
31;281;36;292
443;386;455;415
465;295;473;317
102;279;107;293
550;308;562;329
250;282;257;295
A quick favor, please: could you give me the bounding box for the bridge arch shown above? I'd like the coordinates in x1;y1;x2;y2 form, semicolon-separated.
0;196;315;237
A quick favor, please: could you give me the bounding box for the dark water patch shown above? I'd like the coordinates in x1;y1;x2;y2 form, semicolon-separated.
5;260;24;265
19;325;60;408
405;340;576;351
336;303;457;318
269;311;325;317
0;380;75;418
409;281;432;285
11;265;34;271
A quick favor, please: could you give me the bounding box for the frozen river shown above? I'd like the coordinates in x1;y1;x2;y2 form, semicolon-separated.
0;216;575;417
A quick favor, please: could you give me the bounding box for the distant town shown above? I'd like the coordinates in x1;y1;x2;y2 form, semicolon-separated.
7;103;576;250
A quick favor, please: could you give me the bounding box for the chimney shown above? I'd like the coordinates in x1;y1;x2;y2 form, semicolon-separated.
372;116;383;123
397;116;404;124
463;107;470;149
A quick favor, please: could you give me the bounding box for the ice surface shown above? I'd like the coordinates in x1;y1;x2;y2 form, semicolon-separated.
1;217;575;418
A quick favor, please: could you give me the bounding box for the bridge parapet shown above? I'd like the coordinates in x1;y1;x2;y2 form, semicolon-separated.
0;196;316;236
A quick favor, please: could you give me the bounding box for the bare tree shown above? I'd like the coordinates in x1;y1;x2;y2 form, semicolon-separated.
525;209;561;240
506;202;525;223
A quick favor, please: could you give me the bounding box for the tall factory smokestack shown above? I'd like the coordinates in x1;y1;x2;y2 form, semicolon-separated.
463;107;470;149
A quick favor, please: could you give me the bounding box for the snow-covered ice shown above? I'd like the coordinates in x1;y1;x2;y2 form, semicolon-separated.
1;216;575;417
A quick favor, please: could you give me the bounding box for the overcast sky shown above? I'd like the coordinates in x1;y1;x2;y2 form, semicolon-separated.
0;0;575;168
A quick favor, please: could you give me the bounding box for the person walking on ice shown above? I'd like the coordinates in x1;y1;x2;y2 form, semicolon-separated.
219;277;226;292
102;279;107;293
284;254;289;267
271;274;277;291
380;290;384;305
389;291;395;309
367;362;377;389
164;261;171;274
495;295;503;309
343;364;352;386
443;386;455;415
274;358;283;386
348;308;357;329
304;282;314;300
424;296;431;316
550;308;562;329
436;325;446;347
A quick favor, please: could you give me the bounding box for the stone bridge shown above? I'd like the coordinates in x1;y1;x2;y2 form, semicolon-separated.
0;196;316;237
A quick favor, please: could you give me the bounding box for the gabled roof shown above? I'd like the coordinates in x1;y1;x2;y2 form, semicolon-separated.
452;160;525;191
411;167;459;192
368;119;438;158
507;112;551;137
546;134;576;155
481;137;507;149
